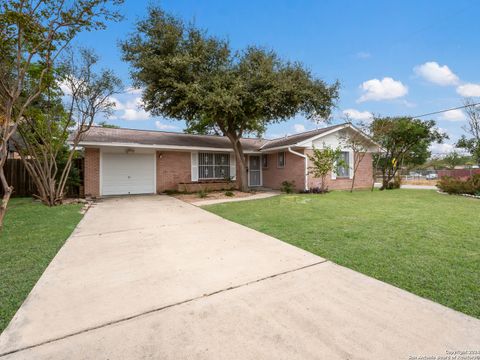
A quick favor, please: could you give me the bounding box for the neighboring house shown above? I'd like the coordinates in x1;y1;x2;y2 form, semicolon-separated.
76;123;379;197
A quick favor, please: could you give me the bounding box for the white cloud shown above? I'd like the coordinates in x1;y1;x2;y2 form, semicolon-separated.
414;61;459;86
342;108;373;121
155;120;178;131
440;109;466;122
357;77;408;102
429;142;455;154
110;95;152;121
456;83;480;97
120;108;150;121
293;124;306;133
355;51;371;59
110;96;125;110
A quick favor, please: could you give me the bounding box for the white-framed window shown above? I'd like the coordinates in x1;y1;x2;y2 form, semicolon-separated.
262;154;268;168
336;151;349;178
198;152;230;180
277;152;285;168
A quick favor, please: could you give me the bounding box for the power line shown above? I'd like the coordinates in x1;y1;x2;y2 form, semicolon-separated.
412;102;480;118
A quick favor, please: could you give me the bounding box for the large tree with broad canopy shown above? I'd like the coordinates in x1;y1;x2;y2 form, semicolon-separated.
120;7;339;191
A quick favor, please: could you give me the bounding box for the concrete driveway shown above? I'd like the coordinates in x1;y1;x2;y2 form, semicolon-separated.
0;196;478;359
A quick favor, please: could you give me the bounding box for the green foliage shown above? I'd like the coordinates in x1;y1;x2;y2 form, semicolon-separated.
437;174;480;195
443;151;464;169
205;190;480;318
280;180;296;194
307;145;344;192
457;136;480;165
16;48;122;205
0;198;83;332
456;99;480;165
197;189;209;198
422;153;474;170
224;191;235;197
120;6;339;190
371;117;447;190
97;121;120;128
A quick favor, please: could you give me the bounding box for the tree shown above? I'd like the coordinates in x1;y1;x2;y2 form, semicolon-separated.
443;151;463;170
370;117;446;190
457;98;480;165
0;0;123;228
15;48;122;206
97;121;120;128
307;145;344;193
120;7;339;191
339;124;374;192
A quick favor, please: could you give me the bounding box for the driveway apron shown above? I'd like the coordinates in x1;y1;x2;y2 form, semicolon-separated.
0;195;478;359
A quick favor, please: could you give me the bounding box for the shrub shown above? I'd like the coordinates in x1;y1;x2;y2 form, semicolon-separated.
437;175;480;195
300;187;329;194
197;189;209;198
280;180;296;194
224;191;235;197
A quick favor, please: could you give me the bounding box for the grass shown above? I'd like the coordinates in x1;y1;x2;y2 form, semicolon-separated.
0;198;83;333
204;190;480;318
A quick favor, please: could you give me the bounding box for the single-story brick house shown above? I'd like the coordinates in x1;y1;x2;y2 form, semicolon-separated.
76;123;379;197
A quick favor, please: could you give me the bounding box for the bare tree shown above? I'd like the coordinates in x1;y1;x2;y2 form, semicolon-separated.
16;49;121;205
339;123;373;192
0;0;123;228
457;98;480;165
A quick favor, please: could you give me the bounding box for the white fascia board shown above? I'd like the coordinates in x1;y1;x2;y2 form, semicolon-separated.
259;145;306;152
296;123;381;151
75;141;261;153
295;124;350;147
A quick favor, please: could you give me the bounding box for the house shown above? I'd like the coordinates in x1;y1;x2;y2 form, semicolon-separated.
76;123;379;197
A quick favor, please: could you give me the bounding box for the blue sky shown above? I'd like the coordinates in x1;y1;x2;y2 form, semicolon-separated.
76;0;480;154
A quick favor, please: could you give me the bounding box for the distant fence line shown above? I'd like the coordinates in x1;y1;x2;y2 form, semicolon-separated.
0;159;84;198
437;169;480;179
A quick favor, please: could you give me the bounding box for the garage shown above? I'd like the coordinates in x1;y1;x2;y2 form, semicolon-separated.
101;151;156;196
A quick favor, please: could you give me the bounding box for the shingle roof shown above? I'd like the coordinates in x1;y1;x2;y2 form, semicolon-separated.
77;126;268;152
260;123;346;150
76;123;349;152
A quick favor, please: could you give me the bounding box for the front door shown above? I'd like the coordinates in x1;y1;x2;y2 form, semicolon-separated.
249;155;262;187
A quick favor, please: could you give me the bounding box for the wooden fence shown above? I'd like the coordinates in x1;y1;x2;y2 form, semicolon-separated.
0;158;84;198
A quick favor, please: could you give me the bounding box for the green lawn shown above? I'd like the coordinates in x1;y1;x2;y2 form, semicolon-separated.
205;190;480;318
0;198;83;333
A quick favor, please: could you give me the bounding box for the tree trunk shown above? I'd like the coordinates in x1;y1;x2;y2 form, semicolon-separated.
350;172;356;193
226;132;249;192
0;169;13;230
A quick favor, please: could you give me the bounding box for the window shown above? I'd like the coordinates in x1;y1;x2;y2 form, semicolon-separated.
198;152;230;180
277;152;285;168
262;154;268;168
336;151;350;178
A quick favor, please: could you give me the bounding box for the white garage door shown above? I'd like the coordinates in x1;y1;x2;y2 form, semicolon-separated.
101;152;155;196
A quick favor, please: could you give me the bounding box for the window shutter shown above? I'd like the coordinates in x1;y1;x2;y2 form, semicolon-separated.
349;151;354;179
191;152;198;182
331;160;337;180
230;154;236;180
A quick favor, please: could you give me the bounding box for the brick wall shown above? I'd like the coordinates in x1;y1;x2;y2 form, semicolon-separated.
84;147;100;198
156;151;191;192
262;151;306;191
306;151;373;190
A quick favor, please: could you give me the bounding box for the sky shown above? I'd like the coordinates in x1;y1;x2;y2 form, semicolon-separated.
75;0;480;154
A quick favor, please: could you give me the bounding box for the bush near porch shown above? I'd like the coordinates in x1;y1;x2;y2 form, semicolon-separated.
204;190;480;319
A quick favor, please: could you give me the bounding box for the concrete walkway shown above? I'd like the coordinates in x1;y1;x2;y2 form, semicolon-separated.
191;190;280;206
0;196;478;359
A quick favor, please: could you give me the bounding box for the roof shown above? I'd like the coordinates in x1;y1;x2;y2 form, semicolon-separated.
260;124;346;150
75;123;361;152
76;126;268;151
